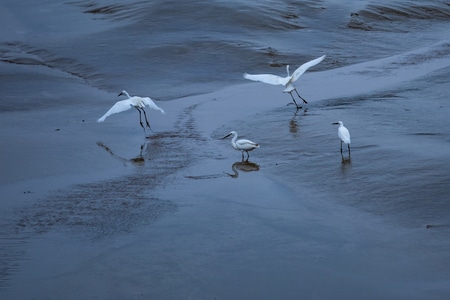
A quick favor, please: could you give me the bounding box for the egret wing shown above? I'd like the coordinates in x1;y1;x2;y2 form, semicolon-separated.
243;73;289;86
141;97;165;114
338;127;351;144
236;139;260;150
97;99;133;122
291;55;326;83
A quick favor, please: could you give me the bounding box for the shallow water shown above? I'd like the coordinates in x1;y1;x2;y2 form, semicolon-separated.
1;0;449;101
1;0;450;299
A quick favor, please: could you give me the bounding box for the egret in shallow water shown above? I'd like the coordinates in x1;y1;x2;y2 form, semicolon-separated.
243;55;326;109
97;90;165;130
222;131;260;160
333;121;351;156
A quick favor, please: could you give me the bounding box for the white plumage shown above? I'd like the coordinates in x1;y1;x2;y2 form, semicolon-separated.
97;90;165;130
333;121;351;155
222;131;260;160
243;55;326;108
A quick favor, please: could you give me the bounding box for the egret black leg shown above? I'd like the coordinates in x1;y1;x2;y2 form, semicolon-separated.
289;92;301;109
294;89;308;104
348;144;351;156
135;107;145;129
340;141;343;154
246;151;250;160
141;108;152;130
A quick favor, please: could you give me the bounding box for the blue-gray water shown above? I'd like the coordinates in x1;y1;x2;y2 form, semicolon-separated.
1;0;450;299
2;0;449;104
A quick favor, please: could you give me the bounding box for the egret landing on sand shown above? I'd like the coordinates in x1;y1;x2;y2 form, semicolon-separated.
222;131;260;161
333;121;351;157
97;90;165;131
243;55;325;109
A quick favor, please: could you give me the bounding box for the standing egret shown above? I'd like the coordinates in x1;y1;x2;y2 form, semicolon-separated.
97;90;165;131
222;131;260;160
243;55;326;109
332;121;351;156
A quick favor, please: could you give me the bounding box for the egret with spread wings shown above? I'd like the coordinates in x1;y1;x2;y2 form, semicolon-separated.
97;90;165;131
244;55;325;109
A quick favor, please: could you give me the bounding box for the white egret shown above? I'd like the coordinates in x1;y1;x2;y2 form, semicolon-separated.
332;121;351;155
243;55;326;109
97;90;165;130
222;131;260;160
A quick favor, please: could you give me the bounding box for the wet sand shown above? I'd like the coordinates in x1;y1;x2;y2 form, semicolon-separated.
1;42;450;299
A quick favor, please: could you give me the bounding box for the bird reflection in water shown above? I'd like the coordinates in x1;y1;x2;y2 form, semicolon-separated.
225;160;260;178
340;155;352;174
289;108;308;136
97;141;147;165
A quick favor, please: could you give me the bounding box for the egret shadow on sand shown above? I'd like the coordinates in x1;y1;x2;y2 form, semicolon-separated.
225;160;260;178
97;141;147;165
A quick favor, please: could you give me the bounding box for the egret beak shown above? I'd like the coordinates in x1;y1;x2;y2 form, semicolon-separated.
332;122;339;125
222;133;232;139
118;92;124;97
